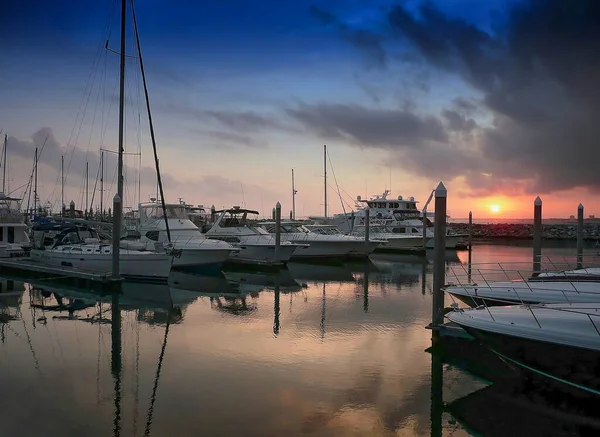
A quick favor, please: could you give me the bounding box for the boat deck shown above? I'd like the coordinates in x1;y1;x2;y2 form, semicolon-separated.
0;257;122;291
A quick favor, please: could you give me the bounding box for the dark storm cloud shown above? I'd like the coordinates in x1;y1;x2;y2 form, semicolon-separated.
301;0;600;195
286;102;448;147
161;104;282;133
309;6;387;68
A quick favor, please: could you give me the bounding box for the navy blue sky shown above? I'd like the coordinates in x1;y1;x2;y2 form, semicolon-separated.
1;0;598;218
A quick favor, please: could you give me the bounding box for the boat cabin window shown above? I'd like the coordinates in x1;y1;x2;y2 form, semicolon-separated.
7;227;14;243
0;227;3;242
392;227;406;234
144;205;188;220
412;228;420;234
145;231;159;241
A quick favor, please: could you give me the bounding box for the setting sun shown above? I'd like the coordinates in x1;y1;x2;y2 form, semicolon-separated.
490;204;501;213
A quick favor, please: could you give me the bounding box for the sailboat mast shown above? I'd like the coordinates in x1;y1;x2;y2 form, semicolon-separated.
323;144;327;219
61;154;64;215
291;168;296;220
112;0;127;278
2;134;7;193
34;147;38;217
85;161;89;216
100;151;104;217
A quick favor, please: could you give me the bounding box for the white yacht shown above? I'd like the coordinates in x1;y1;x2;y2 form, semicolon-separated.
0;194;30;257
30;223;173;281
304;224;385;256
257;220;379;259
204;207;301;266
444;279;600;307
329;190;464;249
136;200;238;273
349;223;429;251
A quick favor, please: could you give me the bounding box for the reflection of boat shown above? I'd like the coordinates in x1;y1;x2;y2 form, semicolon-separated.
223;268;303;293
446;383;600;437
167;270;240;296
447;303;600;396
287;261;355;282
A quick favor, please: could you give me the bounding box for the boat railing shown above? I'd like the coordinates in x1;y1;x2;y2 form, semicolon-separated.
447;254;600;287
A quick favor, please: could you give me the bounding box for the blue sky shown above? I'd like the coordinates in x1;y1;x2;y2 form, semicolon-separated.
2;0;598;219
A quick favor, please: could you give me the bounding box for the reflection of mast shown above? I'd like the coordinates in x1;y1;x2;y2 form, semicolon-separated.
143;303;172;437
320;283;326;339
363;267;369;313
421;262;427;296
111;292;122;437
273;279;280;335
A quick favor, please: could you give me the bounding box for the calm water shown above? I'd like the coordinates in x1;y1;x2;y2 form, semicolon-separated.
0;243;597;437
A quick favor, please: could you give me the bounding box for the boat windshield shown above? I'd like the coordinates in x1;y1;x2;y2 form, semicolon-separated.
310;227;341;235
144;205;188;220
248;226;270;235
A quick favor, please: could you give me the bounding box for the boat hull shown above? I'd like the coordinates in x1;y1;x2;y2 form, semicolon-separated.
30;249;173;280
460;325;600;395
445;280;600;308
348;241;381;257
426;234;462;249
172;248;231;273
286;239;355;258
227;243;298;265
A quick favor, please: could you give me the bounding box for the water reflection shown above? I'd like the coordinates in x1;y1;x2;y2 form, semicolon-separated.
0;244;594;436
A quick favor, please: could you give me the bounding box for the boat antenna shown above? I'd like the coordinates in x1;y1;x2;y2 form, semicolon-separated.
130;0;171;242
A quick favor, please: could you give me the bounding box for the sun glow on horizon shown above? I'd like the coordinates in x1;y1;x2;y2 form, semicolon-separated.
490;204;501;214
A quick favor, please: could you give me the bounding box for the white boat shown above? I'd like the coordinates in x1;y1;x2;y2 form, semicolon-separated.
349;223;428;251
29;223;173;281
304;224;383;256
204;207;301;266
447;303;600;395
325;190;465;249
0;194;30;257
444;279;600;307
257;220;377;258
137;201;237;273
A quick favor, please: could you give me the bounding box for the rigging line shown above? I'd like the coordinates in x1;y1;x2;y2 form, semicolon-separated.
143;317;171;437
88;154;102;212
131;0;171;241
65;0;116;187
325;150;347;216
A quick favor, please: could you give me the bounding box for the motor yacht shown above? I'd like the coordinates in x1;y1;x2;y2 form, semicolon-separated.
204;206;301;266
136;201;238;273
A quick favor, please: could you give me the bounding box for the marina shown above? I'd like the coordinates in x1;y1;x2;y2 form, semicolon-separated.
1;241;599;436
2;0;599;435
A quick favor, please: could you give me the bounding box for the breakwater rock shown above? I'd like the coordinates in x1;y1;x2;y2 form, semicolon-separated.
451;223;600;240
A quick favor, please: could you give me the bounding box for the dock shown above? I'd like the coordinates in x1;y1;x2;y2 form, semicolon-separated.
0;257;122;291
426;320;474;339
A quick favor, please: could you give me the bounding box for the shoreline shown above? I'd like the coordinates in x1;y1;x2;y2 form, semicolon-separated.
451;223;600;241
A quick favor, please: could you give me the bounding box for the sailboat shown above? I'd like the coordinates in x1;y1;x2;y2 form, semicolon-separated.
0;135;32;257
29;0;174;281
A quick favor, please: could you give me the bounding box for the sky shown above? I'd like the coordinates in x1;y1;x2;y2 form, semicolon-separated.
2;0;599;220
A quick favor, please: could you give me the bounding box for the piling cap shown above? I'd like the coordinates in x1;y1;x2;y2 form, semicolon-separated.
113;193;121;202
534;196;542;206
578;203;584;210
435;182;447;198
276;201;281;208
